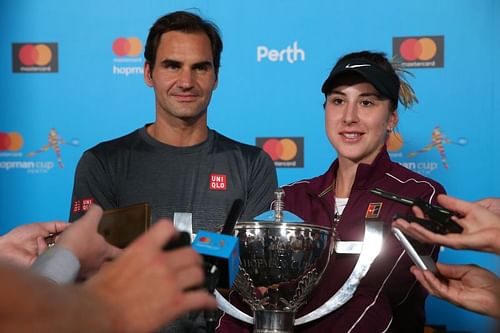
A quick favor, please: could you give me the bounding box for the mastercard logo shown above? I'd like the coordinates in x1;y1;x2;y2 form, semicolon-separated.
393;36;444;68
0;132;24;151
199;236;211;243
399;38;437;61
256;137;304;168
112;37;142;57
18;44;53;66
262;138;298;161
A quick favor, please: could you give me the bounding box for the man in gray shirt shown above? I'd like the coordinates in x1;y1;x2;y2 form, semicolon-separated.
69;11;277;231
68;10;278;332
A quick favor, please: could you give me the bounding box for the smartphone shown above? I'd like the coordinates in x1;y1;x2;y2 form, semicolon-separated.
393;213;449;235
392;227;438;273
98;203;152;249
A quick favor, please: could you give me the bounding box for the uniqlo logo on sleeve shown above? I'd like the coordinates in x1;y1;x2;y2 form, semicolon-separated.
209;174;227;191
72;198;94;213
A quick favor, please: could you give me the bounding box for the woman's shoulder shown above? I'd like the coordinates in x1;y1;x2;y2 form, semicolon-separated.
382;162;446;202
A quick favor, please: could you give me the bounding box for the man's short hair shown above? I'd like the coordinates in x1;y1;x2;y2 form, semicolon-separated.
144;11;223;75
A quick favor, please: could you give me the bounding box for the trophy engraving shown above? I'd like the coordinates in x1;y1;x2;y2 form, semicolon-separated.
231;190;336;333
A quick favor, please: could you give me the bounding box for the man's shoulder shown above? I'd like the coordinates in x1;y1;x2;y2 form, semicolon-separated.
87;128;142;155
212;130;264;156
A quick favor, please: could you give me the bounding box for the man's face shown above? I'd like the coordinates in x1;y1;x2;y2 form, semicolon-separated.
144;31;218;125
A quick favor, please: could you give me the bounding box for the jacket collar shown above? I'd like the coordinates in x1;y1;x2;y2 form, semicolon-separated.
307;147;392;198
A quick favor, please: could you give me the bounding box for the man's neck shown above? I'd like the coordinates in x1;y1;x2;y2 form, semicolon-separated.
147;120;209;147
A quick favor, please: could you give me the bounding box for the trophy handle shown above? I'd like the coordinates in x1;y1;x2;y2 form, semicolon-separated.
216;290;253;324
216;221;384;326
295;221;384;325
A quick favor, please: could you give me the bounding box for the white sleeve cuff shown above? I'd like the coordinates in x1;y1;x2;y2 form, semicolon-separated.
31;246;80;284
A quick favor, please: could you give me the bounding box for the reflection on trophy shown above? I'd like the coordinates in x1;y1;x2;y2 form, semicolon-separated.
216;189;384;333
233;189;335;333
234;221;334;332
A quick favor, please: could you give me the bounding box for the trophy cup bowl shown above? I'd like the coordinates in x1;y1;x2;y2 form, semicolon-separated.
233;221;335;333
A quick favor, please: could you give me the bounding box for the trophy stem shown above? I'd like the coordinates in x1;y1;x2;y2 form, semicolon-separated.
253;310;295;333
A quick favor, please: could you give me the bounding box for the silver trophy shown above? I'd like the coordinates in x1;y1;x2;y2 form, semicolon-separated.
232;189;336;332
216;189;385;332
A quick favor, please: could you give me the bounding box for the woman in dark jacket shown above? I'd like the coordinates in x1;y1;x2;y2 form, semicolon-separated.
219;51;445;333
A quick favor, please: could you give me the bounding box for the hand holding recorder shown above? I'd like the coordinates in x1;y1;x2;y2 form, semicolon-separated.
392;194;500;255
84;219;217;332
389;192;500;319
410;262;500;319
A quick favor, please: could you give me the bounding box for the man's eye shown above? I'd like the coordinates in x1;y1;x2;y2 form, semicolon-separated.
194;64;210;72
332;98;344;105
163;62;180;70
167;64;179;70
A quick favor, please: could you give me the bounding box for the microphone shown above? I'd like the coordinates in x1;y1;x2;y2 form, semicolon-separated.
220;198;244;236
192;199;243;289
192;199;243;333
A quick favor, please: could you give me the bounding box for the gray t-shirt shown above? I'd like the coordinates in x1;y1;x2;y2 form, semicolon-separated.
69;127;277;229
68;126;278;332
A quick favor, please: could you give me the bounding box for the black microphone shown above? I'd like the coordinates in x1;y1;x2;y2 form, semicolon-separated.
209;198;243;288
201;199;244;333
194;199;244;289
221;198;244;235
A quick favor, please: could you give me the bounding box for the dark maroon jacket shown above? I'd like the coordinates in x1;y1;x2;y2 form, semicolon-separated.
218;149;445;333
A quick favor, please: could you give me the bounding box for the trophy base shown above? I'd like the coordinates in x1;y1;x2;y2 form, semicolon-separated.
253;310;295;333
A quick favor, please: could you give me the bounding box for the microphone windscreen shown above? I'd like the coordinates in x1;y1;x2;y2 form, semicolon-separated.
192;230;240;288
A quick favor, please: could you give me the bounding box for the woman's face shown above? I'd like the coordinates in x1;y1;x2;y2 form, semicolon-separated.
324;79;397;165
